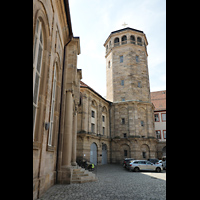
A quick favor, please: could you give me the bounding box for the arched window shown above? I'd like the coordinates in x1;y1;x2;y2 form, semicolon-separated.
121;35;127;45
33;19;43;139
48;65;57;146
108;61;110;68
137;37;142;46
114;37;119;47
130;35;135;44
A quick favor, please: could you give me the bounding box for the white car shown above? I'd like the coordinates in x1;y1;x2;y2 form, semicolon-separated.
127;160;163;172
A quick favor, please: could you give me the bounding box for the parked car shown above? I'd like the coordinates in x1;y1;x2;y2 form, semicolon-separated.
122;158;135;168
156;160;163;167
127;160;163;172
147;158;159;164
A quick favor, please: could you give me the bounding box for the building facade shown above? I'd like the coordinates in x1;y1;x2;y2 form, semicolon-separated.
33;0;83;199
151;90;166;159
76;27;158;166
77;81;111;165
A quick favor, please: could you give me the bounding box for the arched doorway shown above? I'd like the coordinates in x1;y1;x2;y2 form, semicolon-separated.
90;143;97;165
102;144;107;164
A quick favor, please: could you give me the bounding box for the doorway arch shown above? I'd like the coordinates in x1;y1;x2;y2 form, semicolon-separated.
90;142;97;165
102;144;107;164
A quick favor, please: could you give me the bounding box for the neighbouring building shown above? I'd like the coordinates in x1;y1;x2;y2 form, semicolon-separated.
77;27;158;165
77;81;111;165
151;90;166;158
33;0;84;199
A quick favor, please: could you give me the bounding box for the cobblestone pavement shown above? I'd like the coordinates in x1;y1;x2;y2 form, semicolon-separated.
39;164;166;200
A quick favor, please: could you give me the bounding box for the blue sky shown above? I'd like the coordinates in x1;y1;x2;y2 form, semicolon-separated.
69;0;166;97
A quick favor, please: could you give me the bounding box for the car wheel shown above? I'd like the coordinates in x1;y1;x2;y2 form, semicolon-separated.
156;167;161;172
134;167;140;172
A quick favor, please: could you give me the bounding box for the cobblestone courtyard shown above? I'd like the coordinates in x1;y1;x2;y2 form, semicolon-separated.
39;164;166;200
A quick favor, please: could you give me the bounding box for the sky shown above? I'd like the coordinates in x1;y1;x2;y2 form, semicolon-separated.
68;0;166;98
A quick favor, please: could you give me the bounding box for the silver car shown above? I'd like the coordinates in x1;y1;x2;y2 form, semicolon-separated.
127;160;163;172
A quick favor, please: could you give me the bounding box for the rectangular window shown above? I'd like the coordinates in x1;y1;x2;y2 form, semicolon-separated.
122;97;125;102
121;80;124;86
91;110;95;118
142;152;146;158
122;118;125;124
163;130;166;139
141;120;144;126
124;150;127;156
161;113;166;122
123;133;127;138
156;130;161;139
91;123;95;133
102;115;105;122
138;81;141;88
154;114;159;122
120;55;123;63
103;127;105;135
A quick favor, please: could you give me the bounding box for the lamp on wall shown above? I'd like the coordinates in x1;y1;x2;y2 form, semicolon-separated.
45;122;50;130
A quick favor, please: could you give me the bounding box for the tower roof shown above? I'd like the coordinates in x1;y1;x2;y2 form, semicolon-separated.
104;27;147;47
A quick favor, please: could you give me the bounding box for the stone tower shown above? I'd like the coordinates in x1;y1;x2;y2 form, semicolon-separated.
104;27;150;103
104;27;157;162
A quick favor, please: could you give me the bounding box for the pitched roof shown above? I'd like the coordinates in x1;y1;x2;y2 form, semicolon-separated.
80;81;111;103
150;90;166;111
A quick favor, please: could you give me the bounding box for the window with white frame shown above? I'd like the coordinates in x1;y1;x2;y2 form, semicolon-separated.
48;66;57;146
156;130;161;139
163;130;166;139
33;19;43;140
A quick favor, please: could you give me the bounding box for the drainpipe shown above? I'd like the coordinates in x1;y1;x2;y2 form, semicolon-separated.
109;102;112;163
55;0;73;183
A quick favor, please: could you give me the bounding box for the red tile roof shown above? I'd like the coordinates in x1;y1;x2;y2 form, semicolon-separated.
150;90;166;111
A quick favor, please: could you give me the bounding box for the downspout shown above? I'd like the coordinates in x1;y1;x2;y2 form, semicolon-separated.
55;0;73;183
55;37;72;183
109;102;112;163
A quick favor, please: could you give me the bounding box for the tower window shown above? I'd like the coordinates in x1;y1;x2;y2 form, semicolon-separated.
123;133;127;138
108;61;110;68
122;97;125;102
138;81;141;88
120;55;123;63
136;55;139;63
121;80;124;86
114;37;119;46
91;110;95;118
130;35;135;44
137;37;142;46
122;35;127;45
122;118;125;124
141;120;144;126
